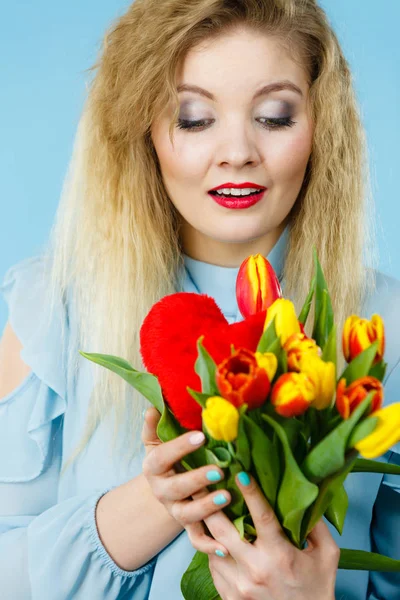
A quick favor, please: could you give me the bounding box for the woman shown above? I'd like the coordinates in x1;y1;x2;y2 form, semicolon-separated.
0;0;399;598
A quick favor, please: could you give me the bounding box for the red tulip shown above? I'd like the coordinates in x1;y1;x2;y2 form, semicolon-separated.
336;376;384;419
236;254;282;318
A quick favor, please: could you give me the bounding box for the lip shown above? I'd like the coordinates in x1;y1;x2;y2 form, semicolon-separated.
208;189;267;209
209;181;267;191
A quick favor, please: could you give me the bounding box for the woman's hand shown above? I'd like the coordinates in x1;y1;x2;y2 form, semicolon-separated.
141;407;231;557
204;472;339;600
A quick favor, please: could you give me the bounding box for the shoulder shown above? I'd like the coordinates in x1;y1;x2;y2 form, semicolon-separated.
1;254;68;400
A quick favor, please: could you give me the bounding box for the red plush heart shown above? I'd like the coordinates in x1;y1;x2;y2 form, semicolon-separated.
140;292;266;430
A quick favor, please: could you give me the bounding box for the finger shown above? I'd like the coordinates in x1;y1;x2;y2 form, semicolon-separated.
203;510;246;561
170;488;232;526
305;518;340;562
156;465;225;502
141;407;162;447
185;521;230;558
235;471;286;545
143;429;206;477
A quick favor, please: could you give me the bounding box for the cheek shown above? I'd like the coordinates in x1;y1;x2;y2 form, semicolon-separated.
153;129;211;185
267;126;312;183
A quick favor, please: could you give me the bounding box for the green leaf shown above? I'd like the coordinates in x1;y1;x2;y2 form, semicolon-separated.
256;317;279;353
181;552;221;600
233;515;246;539
322;324;337;370
339;341;379;385
224;461;246;518
79;351;165;413
262;414;319;547
79;351;185;442
187;387;213;409
195;337;219;395
351;458;400;475
243;415;280;508
303;450;358;538
369;359;387;382
312;249;334;349
339;549;400;572
235;414;252;471
205;447;232;469
347;417;378;449
301;392;374;482
324;484;349;535
298;275;316;326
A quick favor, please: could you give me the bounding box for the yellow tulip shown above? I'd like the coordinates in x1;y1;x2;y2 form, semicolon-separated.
354;403;400;459
255;351;278;382
202;396;239;442
283;332;322;372
264;298;301;346
299;355;336;410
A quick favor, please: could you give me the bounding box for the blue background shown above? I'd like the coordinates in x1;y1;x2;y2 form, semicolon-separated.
1;0;399;331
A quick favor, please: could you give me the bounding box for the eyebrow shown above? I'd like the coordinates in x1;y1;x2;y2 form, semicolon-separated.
177;80;303;100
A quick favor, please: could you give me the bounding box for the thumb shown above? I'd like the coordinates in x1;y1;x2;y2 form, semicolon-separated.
141;407;162;450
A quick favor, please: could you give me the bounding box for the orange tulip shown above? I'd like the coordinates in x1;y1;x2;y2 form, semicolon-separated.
236;254;282;318
271;372;315;417
342;314;385;365
216;348;271;409
336;376;384;419
283;332;322;372
300;355;336;410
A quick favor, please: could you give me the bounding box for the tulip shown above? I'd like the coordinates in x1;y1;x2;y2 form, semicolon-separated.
299;355;336;410
283;332;322;372
216;348;271;409
336;376;383;420
236;254;282;318
271;372;315;417
255;351;278;382
354;403;400;459
342;314;385;365
264;298;301;346
202;396;239;442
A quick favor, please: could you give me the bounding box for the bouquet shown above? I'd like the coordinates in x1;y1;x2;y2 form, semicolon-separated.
81;249;400;600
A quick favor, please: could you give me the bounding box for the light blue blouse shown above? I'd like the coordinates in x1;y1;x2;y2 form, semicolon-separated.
0;228;400;600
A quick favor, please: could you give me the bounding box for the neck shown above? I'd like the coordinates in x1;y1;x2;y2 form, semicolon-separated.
181;219;289;267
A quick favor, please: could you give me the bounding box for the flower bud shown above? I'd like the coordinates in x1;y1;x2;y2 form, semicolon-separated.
342;314;385;365
271;372;315;417
236;254;282;318
355;403;400;459
336;376;383;419
202;396;239;442
264;298;301;346
216;348;271;409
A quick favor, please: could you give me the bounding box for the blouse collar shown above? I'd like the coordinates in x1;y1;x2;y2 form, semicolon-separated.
181;225;289;323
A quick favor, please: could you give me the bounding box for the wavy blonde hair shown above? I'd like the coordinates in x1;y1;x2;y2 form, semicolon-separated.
43;0;378;466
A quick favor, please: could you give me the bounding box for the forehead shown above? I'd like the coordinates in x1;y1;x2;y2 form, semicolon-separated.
176;27;310;98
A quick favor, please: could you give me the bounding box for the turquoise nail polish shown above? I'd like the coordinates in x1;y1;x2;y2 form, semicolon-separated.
206;470;222;482
215;549;226;558
213;493;228;506
238;471;251;486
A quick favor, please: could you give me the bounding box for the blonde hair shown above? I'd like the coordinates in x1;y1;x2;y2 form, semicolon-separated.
43;0;378;467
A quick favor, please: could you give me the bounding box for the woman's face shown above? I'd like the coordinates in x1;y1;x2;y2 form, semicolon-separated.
151;27;313;265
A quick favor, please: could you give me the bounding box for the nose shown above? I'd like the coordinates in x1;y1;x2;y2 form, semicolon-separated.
215;121;261;169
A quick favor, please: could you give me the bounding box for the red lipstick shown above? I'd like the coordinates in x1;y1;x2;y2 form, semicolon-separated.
208;182;267;209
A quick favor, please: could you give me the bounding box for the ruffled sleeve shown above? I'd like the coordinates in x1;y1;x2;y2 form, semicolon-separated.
0;256;157;599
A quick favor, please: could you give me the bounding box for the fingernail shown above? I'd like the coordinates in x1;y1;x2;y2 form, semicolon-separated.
215;549;227;558
213;493;228;506
237;471;251;486
206;470;222;482
189;432;205;445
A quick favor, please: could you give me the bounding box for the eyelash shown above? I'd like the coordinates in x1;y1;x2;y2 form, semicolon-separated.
176;116;296;132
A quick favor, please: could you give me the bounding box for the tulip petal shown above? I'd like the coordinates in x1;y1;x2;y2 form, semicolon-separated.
355;403;400;458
